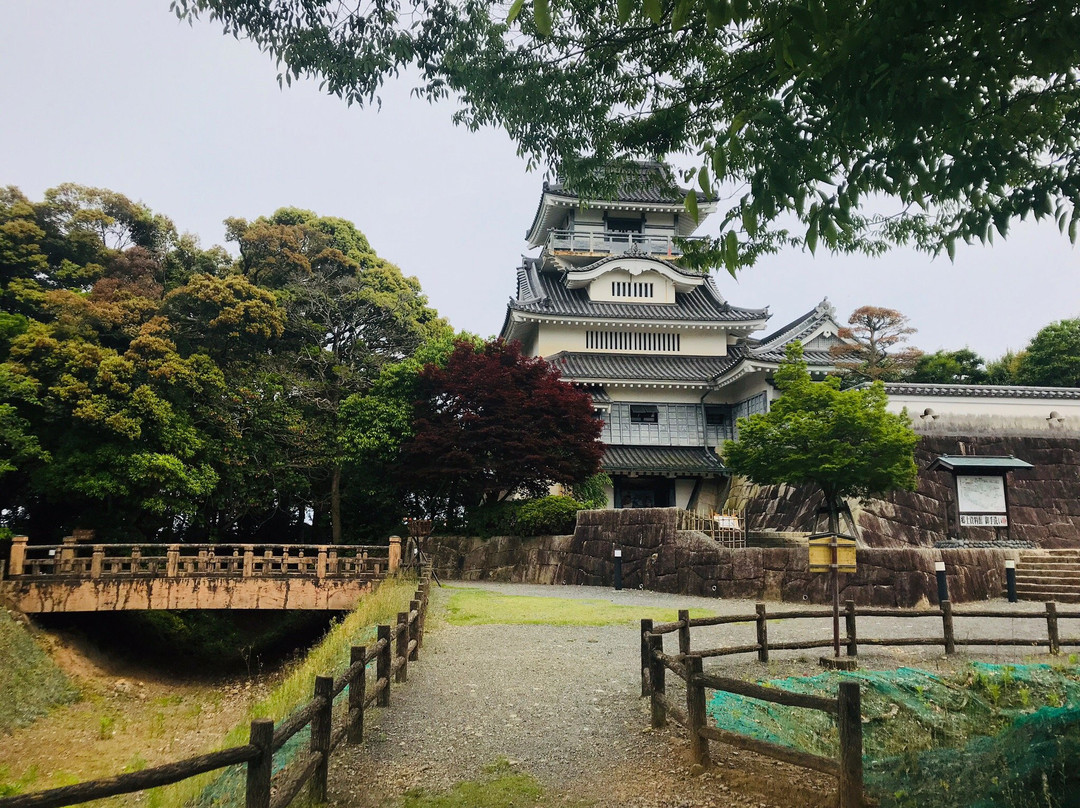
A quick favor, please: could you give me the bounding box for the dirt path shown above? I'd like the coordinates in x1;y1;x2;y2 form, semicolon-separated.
325;584;837;808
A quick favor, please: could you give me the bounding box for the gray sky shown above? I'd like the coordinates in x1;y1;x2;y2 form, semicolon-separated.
2;1;1077;359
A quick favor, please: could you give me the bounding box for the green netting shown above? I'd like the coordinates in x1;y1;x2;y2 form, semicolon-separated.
706;663;1080;808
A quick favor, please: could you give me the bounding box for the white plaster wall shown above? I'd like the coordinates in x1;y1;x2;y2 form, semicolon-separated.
535;321;729;356
885;394;1080;420
608;387;708;404
590;269;676;303
675;478;698;509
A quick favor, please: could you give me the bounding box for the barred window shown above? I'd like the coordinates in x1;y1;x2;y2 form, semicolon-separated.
585;330;680;352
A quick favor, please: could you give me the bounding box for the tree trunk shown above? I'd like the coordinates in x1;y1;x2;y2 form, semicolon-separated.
331;465;342;544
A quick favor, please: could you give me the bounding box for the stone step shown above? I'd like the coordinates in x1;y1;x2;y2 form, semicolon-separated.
1015;585;1080;598
1017;592;1080;604
1015;574;1080;587
1016;562;1080;571
1019;551;1080;560
1010;566;1080;578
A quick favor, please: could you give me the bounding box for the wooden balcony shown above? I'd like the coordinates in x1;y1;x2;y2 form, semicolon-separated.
547;229;698;257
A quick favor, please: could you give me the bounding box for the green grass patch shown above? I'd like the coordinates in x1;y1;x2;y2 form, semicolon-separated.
444;587;713;626
0;610;79;733
399;759;544;808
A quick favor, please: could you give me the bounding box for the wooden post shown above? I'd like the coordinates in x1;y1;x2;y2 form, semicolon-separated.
396;611;409;682
941;600;955;655
388;535;402;572
1047;602;1060;655
245;718;274;808
416;589;426;650
845;600;858;657
756;603;769;663
409;599;420;661
309;675;333;803
8;535;27;576
685;655;710;766
377;625;391;707
648;634;666;728
349;646;366;744
640;619;653;698
678;609;691;656
91;546;105;579
837;682;863;808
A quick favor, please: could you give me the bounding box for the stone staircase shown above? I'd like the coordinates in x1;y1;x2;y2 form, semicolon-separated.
1015;549;1080;603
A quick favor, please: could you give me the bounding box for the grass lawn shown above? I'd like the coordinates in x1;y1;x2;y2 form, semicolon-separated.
443;587;713;627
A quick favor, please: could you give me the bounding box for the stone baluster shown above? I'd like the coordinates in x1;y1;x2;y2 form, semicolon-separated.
9;535;27;576
389;536;402;573
91;546;105;579
166;545;180;577
317;547;327;579
60;535;76;574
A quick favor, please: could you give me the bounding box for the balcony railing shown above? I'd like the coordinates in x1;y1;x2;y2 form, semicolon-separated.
547;229;699;256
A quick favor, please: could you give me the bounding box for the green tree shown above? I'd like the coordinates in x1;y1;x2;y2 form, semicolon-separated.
175;0;1080;272
909;349;988;385
1016;319;1080;387
985;349;1024;385
724;342;918;526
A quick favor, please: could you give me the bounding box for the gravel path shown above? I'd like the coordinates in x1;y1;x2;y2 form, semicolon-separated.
325;582;1076;808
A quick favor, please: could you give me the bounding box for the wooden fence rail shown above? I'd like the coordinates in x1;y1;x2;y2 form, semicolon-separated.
648;600;1080;662
0;569;432;808
642;611;864;807
640;600;1080;808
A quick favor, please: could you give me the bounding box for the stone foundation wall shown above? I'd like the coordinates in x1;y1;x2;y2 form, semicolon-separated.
728;435;1080;549
430;508;1011;607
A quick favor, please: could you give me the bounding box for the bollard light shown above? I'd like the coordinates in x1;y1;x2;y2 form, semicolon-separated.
613;548;623;591
935;561;949;604
1005;559;1017;603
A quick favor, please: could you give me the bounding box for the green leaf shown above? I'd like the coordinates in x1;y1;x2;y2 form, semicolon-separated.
672;0;692;30
507;0;525;23
616;0;634;23
534;0;552;36
806;221;818;254
711;145;727;181
684;190;699;223
643;0;662;24
698;165;711;195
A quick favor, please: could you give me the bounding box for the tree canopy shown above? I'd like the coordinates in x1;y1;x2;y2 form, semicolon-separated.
724;342;918;513
908;348;988;385
173;0;1080;273
1015;318;1080;388
397;339;604;520
829;305;921;384
0;185;450;543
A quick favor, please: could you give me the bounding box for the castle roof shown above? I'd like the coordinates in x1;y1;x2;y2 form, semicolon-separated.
508;259;768;325
602;444;726;476
526;161;716;245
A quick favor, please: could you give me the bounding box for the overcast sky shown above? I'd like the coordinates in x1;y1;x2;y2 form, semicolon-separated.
2;1;1077;360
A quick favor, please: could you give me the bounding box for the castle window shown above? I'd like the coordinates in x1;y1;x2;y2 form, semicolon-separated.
606;217;642;233
586;330;680;352
610;281;654;298
704;406;728;426
630;405;659;424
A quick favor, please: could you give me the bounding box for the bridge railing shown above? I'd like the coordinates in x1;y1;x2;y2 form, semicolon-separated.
6;537;393;580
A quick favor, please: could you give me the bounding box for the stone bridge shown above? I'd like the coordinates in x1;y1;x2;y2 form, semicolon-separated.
0;535;403;613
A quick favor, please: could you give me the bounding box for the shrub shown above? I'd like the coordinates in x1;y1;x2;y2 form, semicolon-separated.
516;495;583;536
572;473;611;509
464;501;526;538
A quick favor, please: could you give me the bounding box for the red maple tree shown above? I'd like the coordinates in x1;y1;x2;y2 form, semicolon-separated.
398;339;603;515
